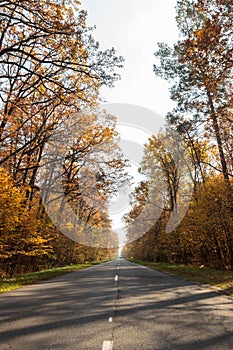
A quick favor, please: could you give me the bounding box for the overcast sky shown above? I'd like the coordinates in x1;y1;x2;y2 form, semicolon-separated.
81;0;179;117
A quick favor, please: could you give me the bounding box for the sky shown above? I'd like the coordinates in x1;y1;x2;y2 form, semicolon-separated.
79;1;180;244
81;0;179;117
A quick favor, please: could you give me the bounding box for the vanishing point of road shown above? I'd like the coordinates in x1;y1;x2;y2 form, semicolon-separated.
1;259;233;349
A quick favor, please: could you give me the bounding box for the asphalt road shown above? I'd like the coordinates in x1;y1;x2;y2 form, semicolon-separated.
1;259;233;349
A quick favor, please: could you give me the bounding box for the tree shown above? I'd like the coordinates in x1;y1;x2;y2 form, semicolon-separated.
40;108;129;248
154;0;233;180
0;0;123;166
0;168;52;276
0;1;124;275
123;0;233;269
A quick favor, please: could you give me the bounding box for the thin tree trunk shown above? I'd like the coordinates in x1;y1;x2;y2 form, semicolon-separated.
207;90;229;180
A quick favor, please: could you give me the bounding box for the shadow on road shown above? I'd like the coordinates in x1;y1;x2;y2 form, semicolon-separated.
0;260;233;349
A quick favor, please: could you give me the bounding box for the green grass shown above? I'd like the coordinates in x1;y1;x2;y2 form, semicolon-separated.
0;260;109;293
131;260;233;297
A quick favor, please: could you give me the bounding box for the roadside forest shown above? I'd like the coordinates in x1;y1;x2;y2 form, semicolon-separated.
0;0;125;276
123;0;233;270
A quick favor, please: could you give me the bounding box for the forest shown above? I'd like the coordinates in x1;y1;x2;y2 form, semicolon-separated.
0;0;126;276
0;0;233;277
123;0;233;269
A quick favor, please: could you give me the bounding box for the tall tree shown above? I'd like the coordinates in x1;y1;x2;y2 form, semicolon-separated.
0;1;124;275
0;0;123;166
154;0;233;180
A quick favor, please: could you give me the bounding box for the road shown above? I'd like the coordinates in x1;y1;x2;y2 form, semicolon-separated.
0;259;233;349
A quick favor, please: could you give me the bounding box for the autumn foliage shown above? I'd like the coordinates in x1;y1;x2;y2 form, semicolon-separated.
123;0;233;269
1;0;233;276
0;0;124;276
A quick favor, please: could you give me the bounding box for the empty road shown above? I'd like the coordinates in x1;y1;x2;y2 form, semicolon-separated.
1;259;233;349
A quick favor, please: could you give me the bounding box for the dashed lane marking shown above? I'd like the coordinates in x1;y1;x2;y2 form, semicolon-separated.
109;317;113;323
102;340;113;350
114;275;118;282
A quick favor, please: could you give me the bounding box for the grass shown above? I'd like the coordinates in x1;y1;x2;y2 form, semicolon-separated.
3;259;233;298
131;260;233;297
0;260;109;293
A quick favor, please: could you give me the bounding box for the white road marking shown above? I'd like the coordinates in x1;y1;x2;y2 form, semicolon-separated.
109;317;113;323
115;275;118;282
102;340;113;350
117;267;119;270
